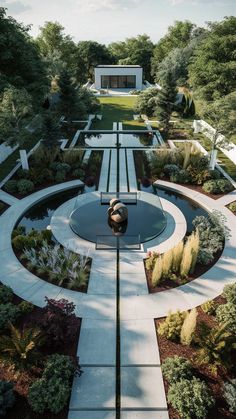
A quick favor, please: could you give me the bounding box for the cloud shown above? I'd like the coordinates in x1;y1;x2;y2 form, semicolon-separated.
76;0;142;12
1;0;31;14
168;0;233;4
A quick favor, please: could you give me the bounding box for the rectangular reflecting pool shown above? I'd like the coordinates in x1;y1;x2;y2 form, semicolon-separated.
75;131;160;148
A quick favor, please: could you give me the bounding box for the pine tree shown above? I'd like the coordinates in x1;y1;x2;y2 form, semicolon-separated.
57;69;86;123
180;308;198;345
41;111;61;150
155;70;177;136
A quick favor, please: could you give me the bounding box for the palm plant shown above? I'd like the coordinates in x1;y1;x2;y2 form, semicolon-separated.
0;322;43;370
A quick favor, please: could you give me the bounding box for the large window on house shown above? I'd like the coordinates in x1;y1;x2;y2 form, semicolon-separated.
101;75;136;89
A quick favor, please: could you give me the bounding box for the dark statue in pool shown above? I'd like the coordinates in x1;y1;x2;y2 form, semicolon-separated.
107;198;128;223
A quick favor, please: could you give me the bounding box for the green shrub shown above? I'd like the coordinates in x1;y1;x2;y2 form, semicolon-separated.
223;379;236;414
162;356;193;383
17;179;35;195
72;168;85;178
0;284;13;304
0;303;20;330
55;170;66;183
229;201;236;213
28;354;76;414
163;164;180;176
203;179;233;194
0;381;15;415
158;311;186;341
19;301;34;315
223;283;236;304
12;225;25;239
41;229;53;243
4;180;18;193
167;377;215;419
216;303;236;333
12;235;35;251
170;169;191;184
209;169;221;180
17;169;30;179
201;300;216;315
51;162;71;173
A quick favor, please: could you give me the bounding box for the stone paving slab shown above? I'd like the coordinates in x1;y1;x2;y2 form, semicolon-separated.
0;189;19;205
78;319;116;365
121;412;169;419
88;272;116;295
69;367;116;410
99;149;110;192
68;412;116;419
121;366;167;409
1;268;40;300
120;320;160;366
21;278;62;305
120;273;148;296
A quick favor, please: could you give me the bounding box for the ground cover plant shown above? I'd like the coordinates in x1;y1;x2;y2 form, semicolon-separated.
12;228;91;291
156;282;236;419
0;281;81;419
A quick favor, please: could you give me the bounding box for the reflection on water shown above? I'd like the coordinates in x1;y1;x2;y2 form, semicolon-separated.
76;132;159;148
17;187;83;233
155;186;208;234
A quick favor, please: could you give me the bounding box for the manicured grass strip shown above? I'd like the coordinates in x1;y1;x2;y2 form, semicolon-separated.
91;96;146;130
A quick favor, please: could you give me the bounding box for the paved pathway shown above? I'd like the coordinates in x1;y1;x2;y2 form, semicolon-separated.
1;128;236;418
0;189;19;205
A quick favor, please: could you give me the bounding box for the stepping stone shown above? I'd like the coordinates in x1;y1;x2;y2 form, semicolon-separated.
78;319;116;365
121;366;167;409
120;319;160;366
70;367;116;410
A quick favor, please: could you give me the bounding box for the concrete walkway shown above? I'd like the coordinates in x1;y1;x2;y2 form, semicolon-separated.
0;189;19;205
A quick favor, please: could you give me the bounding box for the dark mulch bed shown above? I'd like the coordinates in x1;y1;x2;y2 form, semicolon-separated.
0;200;9;215
0;294;81;419
145;249;223;293
155;295;236;419
13;248;91;294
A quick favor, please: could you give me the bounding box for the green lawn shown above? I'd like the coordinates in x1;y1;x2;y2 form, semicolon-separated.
91;96;146;130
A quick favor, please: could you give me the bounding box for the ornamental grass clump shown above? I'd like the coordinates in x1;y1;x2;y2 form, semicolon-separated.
172;240;184;272
180;308;198;346
22;242;89;290
152;256;163;286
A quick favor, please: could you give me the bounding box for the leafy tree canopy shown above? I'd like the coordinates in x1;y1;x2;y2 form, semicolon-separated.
109;34;154;81
0;7;48;105
189;16;236;101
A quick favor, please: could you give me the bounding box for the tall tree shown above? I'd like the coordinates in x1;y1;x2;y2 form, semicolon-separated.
35;21;77;80
109;35;154;81
0;7;48;105
151;21;199;79
75;41;114;83
0;86;33;145
200;92;236;169
57;69;86;122
155;71;177;135
134;87;159;117
189;16;236;101
40;111;61;150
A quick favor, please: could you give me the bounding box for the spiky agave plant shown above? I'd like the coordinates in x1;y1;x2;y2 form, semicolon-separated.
0;322;43;370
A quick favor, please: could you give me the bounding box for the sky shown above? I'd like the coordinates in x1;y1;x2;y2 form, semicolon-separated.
0;0;235;44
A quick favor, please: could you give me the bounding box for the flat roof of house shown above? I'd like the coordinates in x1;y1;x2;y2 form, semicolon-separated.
96;65;142;68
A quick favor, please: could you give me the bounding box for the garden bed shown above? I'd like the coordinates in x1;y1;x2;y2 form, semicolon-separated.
0;288;81;419
145;249;222;293
155;295;236;419
0;200;9;215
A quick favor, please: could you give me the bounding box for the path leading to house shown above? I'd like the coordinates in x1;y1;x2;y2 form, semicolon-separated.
68;123;168;419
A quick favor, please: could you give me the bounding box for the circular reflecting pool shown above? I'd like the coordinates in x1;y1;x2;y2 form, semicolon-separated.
70;194;167;244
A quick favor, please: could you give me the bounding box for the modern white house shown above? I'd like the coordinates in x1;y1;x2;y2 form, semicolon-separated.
94;65;143;91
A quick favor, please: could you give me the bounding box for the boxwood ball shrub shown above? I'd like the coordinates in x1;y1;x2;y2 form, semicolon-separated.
55;170;66;183
216;302;236;333
167;377;215;419
4;180;18;193
223;282;236;304
158;310;186;341
201;300;217;315
162;356;193;383
0;284;13;304
17;179;35;195
19;301;34;315
0;303;20;330
0;381;15;415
